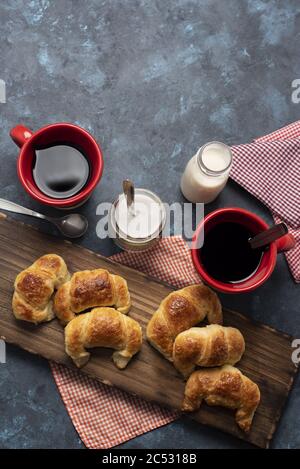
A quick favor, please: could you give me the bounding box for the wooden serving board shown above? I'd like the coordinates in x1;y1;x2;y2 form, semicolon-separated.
0;213;297;448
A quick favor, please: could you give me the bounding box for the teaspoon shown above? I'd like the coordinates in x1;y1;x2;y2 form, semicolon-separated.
123;179;135;215
249;223;288;250
0;198;88;238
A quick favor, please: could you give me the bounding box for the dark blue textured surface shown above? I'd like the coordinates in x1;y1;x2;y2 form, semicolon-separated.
0;0;299;449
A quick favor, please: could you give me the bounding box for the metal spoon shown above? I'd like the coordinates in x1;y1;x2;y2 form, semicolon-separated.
123;179;135;215
249;222;288;250
0;198;88;238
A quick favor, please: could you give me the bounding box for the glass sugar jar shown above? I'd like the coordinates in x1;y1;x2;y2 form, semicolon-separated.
109;188;166;251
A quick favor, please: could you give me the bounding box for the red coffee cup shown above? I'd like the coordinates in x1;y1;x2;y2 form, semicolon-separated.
10;123;104;209
191;207;296;294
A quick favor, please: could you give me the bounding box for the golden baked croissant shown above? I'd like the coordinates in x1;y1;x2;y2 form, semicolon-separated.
54;268;131;325
182;365;260;432
12;254;70;324
65;307;142;368
173;325;245;378
146;285;222;361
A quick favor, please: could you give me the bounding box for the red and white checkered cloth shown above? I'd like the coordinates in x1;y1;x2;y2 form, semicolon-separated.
51;236;201;449
231;121;300;282
50;122;300;449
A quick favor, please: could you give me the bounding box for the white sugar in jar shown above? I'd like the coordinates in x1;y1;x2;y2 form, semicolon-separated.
109;188;166;251
180;141;232;203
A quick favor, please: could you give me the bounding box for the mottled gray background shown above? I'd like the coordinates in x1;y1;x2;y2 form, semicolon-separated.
0;0;299;449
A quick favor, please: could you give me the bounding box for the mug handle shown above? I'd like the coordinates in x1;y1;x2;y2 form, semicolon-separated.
275;233;296;252
10;125;33;148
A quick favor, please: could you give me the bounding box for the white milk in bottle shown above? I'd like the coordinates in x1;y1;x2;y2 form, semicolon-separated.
180;141;232;203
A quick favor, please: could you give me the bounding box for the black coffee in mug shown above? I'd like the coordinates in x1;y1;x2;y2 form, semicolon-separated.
200;222;263;283
32;143;90;199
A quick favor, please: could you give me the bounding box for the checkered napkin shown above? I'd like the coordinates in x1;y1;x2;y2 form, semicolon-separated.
231;121;300;282
50;236;202;449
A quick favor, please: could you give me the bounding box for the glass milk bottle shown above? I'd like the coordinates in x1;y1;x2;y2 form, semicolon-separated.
109;188;166;251
180;141;232;203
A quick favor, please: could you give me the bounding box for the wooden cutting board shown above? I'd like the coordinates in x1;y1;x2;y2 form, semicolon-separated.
0;213;297;448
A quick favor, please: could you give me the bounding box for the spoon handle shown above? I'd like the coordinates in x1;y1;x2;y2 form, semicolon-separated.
0;198;46;220
123;179;135;211
249;222;288;250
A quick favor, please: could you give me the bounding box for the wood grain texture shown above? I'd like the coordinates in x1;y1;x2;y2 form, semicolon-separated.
0;213;297;448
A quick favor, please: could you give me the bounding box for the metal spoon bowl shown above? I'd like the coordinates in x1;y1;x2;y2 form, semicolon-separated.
49;213;88;238
0;198;88;238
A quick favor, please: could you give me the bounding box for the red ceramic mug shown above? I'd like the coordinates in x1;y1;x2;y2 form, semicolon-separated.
191;207;296;294
10;123;104;209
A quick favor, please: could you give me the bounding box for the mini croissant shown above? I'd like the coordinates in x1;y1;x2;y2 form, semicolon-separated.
65;307;142;368
173;325;245;378
54;268;131;325
146;285;222;361
182;365;260;432
12;254;70;324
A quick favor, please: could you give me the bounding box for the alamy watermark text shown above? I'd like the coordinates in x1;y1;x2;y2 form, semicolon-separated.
291;79;300;103
292;339;300;365
0;339;6;364
0;79;6;103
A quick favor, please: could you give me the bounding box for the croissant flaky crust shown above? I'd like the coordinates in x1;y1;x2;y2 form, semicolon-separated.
54;268;131;325
12;254;70;324
173;325;245;378
146;285;222;361
182;365;260;432
65;307;142;369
